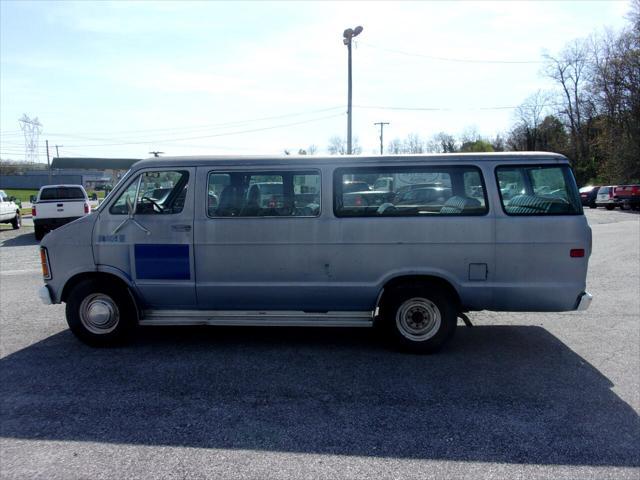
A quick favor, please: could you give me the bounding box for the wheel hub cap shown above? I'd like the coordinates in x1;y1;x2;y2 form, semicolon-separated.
79;294;119;334
396;298;442;341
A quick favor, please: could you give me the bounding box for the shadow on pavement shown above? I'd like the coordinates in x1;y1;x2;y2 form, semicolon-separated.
0;231;39;247
1;325;638;466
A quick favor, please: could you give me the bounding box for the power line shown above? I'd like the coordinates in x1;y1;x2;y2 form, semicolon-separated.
40;106;345;139
360;41;543;64
355;103;563;112
61;112;345;148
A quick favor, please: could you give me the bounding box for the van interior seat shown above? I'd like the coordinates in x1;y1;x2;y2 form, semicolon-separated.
217;185;245;216
241;184;261;216
439;196;482;214
506;194;551;214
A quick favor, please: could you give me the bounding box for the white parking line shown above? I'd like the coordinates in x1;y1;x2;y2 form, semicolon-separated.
0;268;40;276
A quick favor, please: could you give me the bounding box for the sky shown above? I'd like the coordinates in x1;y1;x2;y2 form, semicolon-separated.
0;0;633;161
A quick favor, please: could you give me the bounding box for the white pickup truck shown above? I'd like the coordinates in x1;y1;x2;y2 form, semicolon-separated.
33;185;90;241
0;190;21;229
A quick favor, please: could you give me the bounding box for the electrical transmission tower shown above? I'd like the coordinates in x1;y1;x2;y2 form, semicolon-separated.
18;114;43;163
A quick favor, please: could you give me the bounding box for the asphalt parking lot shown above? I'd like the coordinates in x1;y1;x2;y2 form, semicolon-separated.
1;209;638;479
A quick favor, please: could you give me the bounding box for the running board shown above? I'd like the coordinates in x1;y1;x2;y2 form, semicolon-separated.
140;310;375;327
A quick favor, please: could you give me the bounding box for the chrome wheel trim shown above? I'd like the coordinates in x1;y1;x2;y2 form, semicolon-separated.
395;297;441;341
79;293;120;334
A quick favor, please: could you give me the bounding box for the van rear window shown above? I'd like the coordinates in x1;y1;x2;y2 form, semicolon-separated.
496;165;582;215
334;166;488;217
40;187;86;201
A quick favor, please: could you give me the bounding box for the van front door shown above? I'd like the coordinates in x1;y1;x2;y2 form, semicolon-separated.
94;168;196;308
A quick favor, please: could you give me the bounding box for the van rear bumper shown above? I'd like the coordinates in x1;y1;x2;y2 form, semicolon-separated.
34;217;82;230
575;291;592;311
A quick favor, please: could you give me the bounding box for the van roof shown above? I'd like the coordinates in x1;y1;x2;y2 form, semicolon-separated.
132;151;568;170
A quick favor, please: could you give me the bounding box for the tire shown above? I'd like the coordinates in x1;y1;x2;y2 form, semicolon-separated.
34;225;44;241
605;205;615;211
380;284;458;354
11;211;21;229
65;278;137;347
589;203;597;209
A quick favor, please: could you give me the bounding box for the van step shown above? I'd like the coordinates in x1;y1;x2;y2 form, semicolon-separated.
140;310;374;327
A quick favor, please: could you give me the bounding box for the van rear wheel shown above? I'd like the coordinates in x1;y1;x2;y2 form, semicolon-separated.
65;279;137;347
381;285;457;354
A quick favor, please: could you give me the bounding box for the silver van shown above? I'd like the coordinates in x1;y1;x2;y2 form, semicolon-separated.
38;153;592;353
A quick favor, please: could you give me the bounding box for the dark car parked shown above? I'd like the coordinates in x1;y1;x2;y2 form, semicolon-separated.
579;185;600;208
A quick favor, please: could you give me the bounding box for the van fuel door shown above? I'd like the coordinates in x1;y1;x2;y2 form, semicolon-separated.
469;263;488;281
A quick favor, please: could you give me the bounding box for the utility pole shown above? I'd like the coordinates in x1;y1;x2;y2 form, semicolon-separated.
343;26;363;155
374;122;389;155
45;139;52;184
55;145;62;158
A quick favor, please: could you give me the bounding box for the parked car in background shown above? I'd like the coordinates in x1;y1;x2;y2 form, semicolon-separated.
32;185;90;240
595;186;619;210
613;185;640;210
342;180;371;194
579;185;600;208
0;190;21;229
373;176;394;191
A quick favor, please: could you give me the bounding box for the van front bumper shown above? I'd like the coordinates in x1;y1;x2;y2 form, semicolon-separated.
575;291;593;311
38;285;53;305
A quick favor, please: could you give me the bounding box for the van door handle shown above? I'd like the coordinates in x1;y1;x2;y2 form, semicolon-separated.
171;224;191;232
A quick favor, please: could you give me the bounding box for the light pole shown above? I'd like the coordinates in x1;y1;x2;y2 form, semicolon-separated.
343;25;363;155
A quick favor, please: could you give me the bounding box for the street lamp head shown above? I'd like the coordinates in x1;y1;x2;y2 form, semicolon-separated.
343;26;363;45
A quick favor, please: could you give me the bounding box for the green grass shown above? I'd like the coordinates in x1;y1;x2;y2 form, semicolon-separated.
1;188;38;203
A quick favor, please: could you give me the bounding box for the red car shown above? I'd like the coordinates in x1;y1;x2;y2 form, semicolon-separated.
614;185;640;210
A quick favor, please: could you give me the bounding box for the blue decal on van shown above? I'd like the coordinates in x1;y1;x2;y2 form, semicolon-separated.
134;244;190;280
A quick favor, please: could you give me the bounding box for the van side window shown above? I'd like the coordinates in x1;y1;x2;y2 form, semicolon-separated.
207;170;320;217
496;165;582;215
334;166;488;217
109;171;189;215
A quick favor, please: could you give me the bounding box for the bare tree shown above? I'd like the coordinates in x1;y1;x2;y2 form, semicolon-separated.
427;132;457;153
328;136;361;155
403;133;425;153
543;39;592;169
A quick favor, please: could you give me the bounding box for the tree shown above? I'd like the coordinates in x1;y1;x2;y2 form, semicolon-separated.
427;132;457;153
328;136;361;155
543;39;594;180
459;139;494;153
403;133;425;153
387;138;403;154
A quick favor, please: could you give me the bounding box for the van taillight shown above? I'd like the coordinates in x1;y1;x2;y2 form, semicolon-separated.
84;203;90;214
570;249;585;258
32;206;36;217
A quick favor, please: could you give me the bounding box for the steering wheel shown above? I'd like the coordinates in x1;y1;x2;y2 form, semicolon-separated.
141;196;164;213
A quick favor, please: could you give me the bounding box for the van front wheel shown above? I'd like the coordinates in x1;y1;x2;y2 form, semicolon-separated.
381;286;457;354
65;279;137;347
